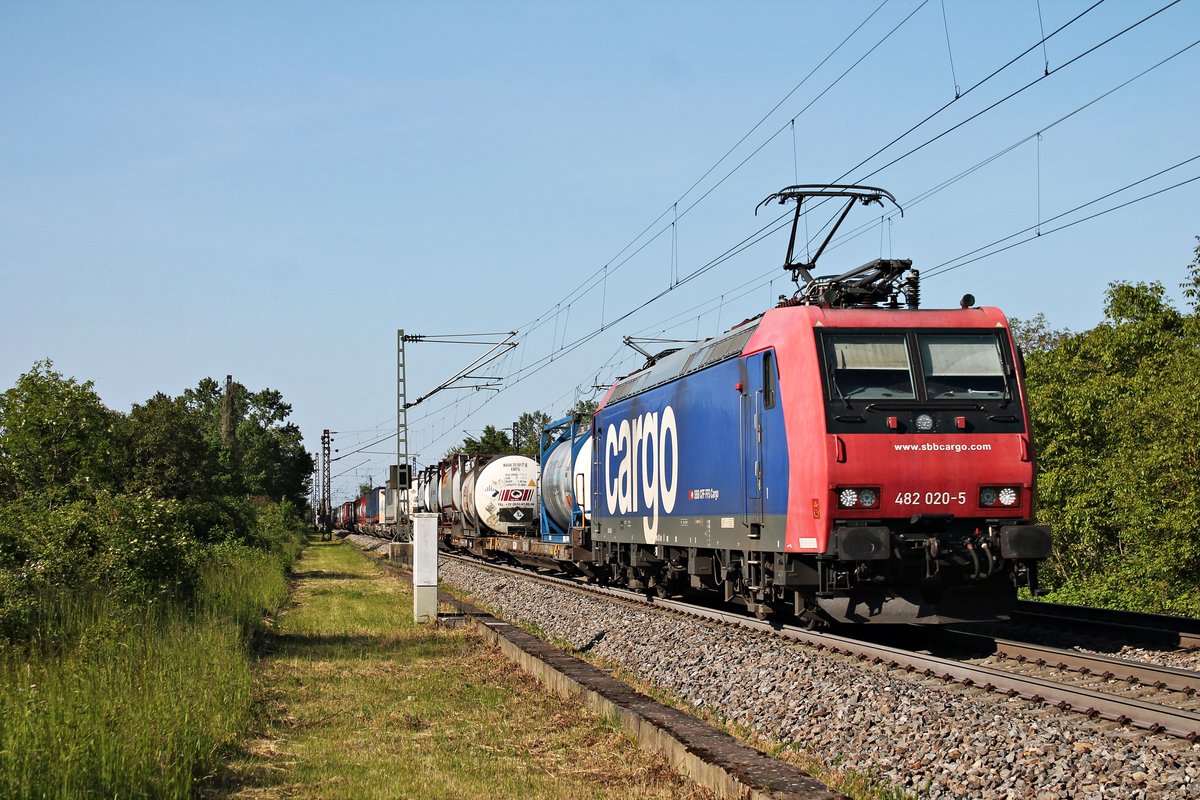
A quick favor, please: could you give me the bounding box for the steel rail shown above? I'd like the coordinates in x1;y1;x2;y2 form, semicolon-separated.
442;554;1200;741
1014;600;1200;649
939;629;1200;696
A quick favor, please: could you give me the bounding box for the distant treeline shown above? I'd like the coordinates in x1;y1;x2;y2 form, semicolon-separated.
0;365;312;634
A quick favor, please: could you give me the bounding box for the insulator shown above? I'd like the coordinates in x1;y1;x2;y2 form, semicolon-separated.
904;269;921;309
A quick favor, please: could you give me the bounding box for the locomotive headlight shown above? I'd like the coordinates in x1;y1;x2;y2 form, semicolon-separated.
980;486;1020;508
916;414;934;431
838;487;881;509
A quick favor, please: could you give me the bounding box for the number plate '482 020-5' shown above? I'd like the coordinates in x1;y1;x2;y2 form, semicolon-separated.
893;491;967;506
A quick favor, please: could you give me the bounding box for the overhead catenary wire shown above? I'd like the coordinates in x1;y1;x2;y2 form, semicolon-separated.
501;25;1200;392
507;0;906;341
789;0;1181;264
411;0;1127;420
342;2;1194;487
924;154;1200;278
380;155;1200;477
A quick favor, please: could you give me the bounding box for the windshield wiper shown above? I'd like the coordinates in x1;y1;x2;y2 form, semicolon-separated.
828;372;852;409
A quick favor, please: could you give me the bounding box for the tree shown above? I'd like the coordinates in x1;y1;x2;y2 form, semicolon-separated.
0;360;123;506
1023;274;1200;614
1008;313;1070;355
124;392;221;501
568;398;599;419
183;377;313;506
514;410;552;460
1181;236;1200;310
461;425;512;456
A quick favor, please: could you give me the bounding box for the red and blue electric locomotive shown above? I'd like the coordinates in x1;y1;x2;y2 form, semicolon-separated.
359;185;1051;626
584;186;1051;624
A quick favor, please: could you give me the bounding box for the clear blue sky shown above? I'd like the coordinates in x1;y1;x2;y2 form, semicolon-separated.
3;0;1198;501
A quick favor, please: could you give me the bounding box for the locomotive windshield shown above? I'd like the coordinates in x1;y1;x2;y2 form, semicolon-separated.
825;334;915;399
918;334;1006;399
822;330;1014;405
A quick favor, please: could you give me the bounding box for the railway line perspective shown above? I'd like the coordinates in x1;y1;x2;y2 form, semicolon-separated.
322;183;1200;797
6;2;1200;798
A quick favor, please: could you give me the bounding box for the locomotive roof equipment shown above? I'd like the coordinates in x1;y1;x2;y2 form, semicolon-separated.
758;184;920;310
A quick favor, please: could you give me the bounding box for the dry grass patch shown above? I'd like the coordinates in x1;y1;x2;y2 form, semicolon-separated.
202;540;712;800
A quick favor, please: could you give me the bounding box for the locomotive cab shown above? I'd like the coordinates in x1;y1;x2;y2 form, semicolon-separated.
794;307;1053;622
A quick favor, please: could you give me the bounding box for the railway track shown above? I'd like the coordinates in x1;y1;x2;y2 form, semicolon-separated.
1013;599;1200;650
442;552;1200;741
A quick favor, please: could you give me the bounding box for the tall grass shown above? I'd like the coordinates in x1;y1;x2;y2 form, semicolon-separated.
195;542;292;631
0;537;299;799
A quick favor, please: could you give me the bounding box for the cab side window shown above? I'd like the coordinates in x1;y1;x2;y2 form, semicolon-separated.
762;351;777;409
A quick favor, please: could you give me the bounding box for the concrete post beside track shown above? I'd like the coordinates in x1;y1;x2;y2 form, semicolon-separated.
412;513;438;623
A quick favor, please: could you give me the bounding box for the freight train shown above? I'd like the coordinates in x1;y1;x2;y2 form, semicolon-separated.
338;185;1052;625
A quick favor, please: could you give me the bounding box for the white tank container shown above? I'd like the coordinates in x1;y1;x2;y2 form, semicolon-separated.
427;472;438;511
438;462;455;509
541;433;593;532
461;460;479;526
451;458;466;511
404;479;417;516
419;473;435;512
460;455;538;535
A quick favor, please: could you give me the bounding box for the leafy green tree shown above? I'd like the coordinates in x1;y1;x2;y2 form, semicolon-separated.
183;378;313;506
0;363;313;641
0;360;122;506
124;393;221;501
183;377;233;466
461;425;512;456
1024;273;1200;614
514;411;552;460
1009;313;1070;355
1181;236;1200;309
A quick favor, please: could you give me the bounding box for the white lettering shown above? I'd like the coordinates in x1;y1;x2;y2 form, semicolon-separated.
659;406;678;514
601;405;682;538
617;419;632;514
629;415;642;513
605;424;619;514
641;411;658;538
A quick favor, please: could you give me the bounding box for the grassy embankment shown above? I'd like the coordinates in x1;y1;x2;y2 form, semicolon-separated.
205;538;712;800
0;544;293;799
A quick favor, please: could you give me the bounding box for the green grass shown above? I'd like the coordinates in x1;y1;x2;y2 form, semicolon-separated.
204;539;712;800
440;580;913;800
0;543;296;800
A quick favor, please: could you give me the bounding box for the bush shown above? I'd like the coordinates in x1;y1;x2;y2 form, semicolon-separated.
245;498;306;564
0;492;202;642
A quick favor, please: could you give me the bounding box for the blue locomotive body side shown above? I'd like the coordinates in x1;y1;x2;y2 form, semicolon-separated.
592;349;789;551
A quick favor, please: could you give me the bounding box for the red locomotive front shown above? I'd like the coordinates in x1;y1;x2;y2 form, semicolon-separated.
752;303;1051;622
